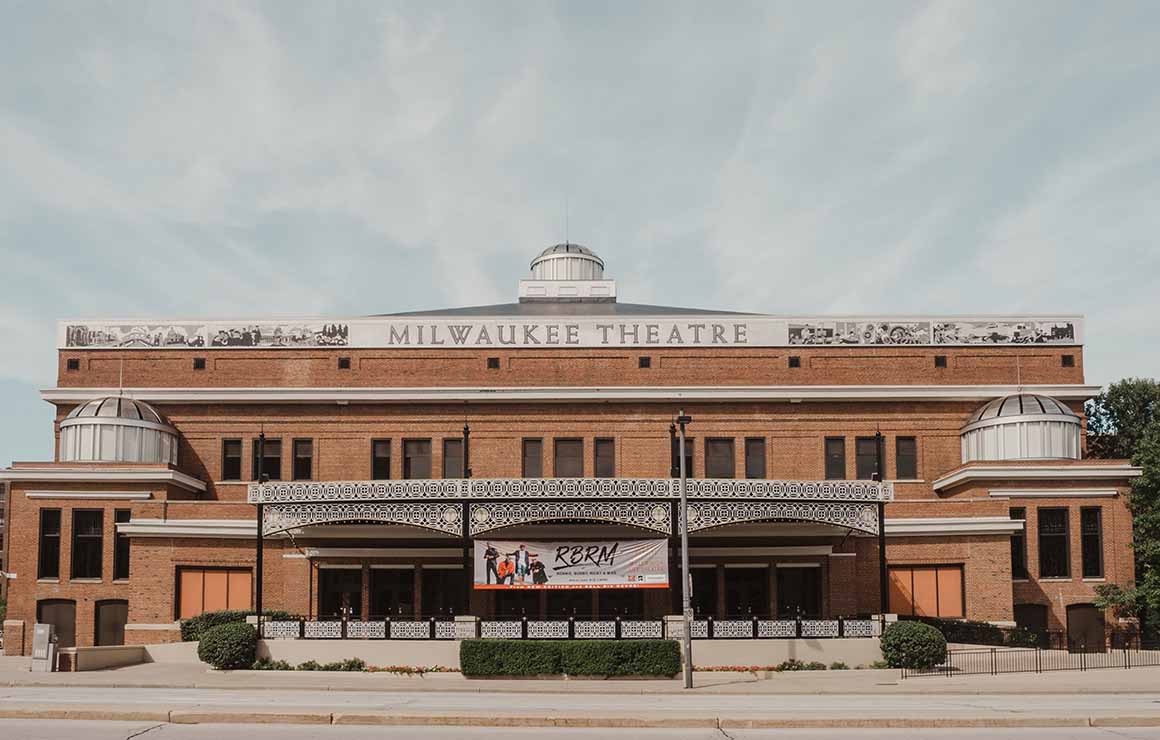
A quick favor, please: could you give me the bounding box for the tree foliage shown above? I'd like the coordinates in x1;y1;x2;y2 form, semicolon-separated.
1086;378;1160;460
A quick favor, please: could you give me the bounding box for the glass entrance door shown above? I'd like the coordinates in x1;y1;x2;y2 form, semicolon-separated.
421;568;466;616
724;566;770;617
776;566;822;618
691;567;718;618
369;568;414;618
318;568;363;619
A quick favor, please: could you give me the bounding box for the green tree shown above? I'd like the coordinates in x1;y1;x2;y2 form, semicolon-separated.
1086;378;1160;459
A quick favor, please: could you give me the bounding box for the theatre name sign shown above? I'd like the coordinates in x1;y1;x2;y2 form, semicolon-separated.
59;315;1082;350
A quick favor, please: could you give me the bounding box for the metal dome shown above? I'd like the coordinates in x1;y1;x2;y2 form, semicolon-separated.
60;396;178;465
961;394;1081;463
530;243;605;280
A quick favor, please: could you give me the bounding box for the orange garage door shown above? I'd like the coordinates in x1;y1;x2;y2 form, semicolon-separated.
178;568;252;619
887;565;964;619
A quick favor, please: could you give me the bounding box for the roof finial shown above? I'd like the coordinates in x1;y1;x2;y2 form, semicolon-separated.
118;358;124;397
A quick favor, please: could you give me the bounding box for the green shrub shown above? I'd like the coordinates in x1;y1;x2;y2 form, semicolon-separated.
880;621;946;669
180;609;300;642
829;661;849;670
776;659;826;671
902;616;1005;646
559;640;680;677
460;640;562;676
297;660;321;671
252;658;292;671
1004;627;1040;648
197;622;257;670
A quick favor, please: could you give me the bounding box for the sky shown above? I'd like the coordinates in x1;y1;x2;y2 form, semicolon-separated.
1;1;1159;467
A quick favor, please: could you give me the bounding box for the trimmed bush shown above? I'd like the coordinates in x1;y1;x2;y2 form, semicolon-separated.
901;616;1005;646
180;609;299;642
198;621;257;670
559;640;680;677
460;640;562;676
829;661;849;670
776;659;826;671
1004;627;1040;648
252;658;292;671
880;621;946;669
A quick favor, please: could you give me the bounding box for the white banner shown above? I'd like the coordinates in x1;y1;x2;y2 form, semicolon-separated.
474;539;669;590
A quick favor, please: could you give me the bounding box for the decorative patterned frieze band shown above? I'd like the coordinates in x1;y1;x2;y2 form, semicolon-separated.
249;478;892;504
262;502;463;537
685;501;880;535
468;501;672;535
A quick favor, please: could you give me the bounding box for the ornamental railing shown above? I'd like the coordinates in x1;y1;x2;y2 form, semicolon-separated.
249;478;893;504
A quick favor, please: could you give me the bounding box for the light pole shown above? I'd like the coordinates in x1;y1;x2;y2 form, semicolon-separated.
676;410;693;689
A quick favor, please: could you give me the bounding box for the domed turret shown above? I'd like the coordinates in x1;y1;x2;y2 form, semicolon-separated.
59;396;179;465
530;243;605;281
961;393;1081;463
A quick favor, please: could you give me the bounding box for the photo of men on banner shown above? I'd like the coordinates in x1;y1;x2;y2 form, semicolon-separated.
474;539;669;590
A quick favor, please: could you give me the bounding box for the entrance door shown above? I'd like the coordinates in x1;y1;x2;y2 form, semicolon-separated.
494;589;540;617
318;568;363;618
777;567;822;618
369;568;414;618
599;589;645;618
724;566;771;618
547;589;592;618
421;568;466;616
37;599;76;649
95;600;128;646
691;567;718;618
1067;604;1106;653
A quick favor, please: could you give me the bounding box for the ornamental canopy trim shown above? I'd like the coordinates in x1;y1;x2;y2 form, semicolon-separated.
249;478;892;505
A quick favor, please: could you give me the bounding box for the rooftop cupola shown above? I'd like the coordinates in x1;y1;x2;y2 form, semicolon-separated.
59;396;179;465
961;393;1082;463
519;243;616;303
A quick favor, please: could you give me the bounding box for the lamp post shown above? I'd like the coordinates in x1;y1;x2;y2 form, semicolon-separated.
676;410;693;689
254;431;269;633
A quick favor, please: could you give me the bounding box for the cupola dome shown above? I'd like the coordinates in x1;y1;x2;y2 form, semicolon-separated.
529;243;605;281
961;393;1081;463
59;396;179;465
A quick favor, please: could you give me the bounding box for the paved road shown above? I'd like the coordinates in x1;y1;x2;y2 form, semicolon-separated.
5;721;1160;739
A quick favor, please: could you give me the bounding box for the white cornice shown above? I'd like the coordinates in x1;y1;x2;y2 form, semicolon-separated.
117;518;255;538
933;464;1142;492
26;491;153;500
988;488;1119;499
301;547;460;558
886;516;1024;536
0;467;206;492
40;383;1102;405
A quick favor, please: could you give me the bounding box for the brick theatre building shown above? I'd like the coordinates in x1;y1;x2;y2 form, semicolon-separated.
0;244;1142;654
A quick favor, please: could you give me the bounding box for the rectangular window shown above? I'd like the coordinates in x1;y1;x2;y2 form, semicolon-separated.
443;438;464;478
824;437;846;480
895;437;917;479
292;439;313;481
671;436;694;478
887;565;964;618
38;508;61;579
554;439;583;477
113;509;131;581
1081;507;1104;578
594;438;615;478
1038;507;1070;578
705;438;736;478
221;439;242;481
1010;507;1027;579
522;439;543;478
177;567;252;619
71;509;103;580
403;439;432;479
251;438;282;481
855;436;879;480
371;439;391;480
744;438;766;479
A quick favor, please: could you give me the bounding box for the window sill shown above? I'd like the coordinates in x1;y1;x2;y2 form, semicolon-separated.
69;578;103;584
1012;578;1031;583
1038;577;1073;582
890;479;926;484
36;578;60;584
112;579;130;584
1082;578;1106;583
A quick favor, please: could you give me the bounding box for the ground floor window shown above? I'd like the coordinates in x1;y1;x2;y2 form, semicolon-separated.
37;599;76;649
421;567;466;616
887;565;964;618
177;567;252;619
776;566;821;618
369;567;414;618
318;567;362;618
95;599;128;646
725;565;771;617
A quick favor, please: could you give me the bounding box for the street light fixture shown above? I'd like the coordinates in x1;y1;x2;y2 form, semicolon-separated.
676;410;693;689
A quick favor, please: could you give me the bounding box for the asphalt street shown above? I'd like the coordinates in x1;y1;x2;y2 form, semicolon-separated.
5;721;1160;740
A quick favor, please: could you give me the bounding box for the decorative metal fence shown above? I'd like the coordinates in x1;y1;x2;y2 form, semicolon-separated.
261;616;879;641
902;638;1160;678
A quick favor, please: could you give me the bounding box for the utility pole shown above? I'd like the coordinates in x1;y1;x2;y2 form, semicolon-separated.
255;431;268;633
874;429;888;620
677;410;693;689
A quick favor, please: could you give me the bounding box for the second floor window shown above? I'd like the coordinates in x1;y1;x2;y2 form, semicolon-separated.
554;439;583;477
824;437;846;480
671;436;694;478
251;438;282;481
114;509;131;580
745;438;766;479
38;508;61;579
594;438;615;478
1038;507;1070;578
371;440;391;480
855;437;879;480
705;438;735;478
522;439;543;478
896;436;918;479
221;439;242;481
443;438;464;478
72;509;104;580
292;439;313;480
403;439;432;479
1010;507;1027;579
1081;507;1103;578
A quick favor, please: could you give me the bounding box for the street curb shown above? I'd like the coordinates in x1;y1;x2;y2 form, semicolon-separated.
3;707;1160;728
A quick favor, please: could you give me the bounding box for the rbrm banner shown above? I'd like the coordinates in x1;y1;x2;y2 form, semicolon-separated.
474;539;669;590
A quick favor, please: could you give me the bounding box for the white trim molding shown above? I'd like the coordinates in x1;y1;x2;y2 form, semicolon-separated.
41;383;1102;405
301;547;462;559
988;488;1119;499
117;518;255;538
933;464;1142;492
0;467;205;493
25;491;152;501
886;516;1024;536
689;546;832;557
